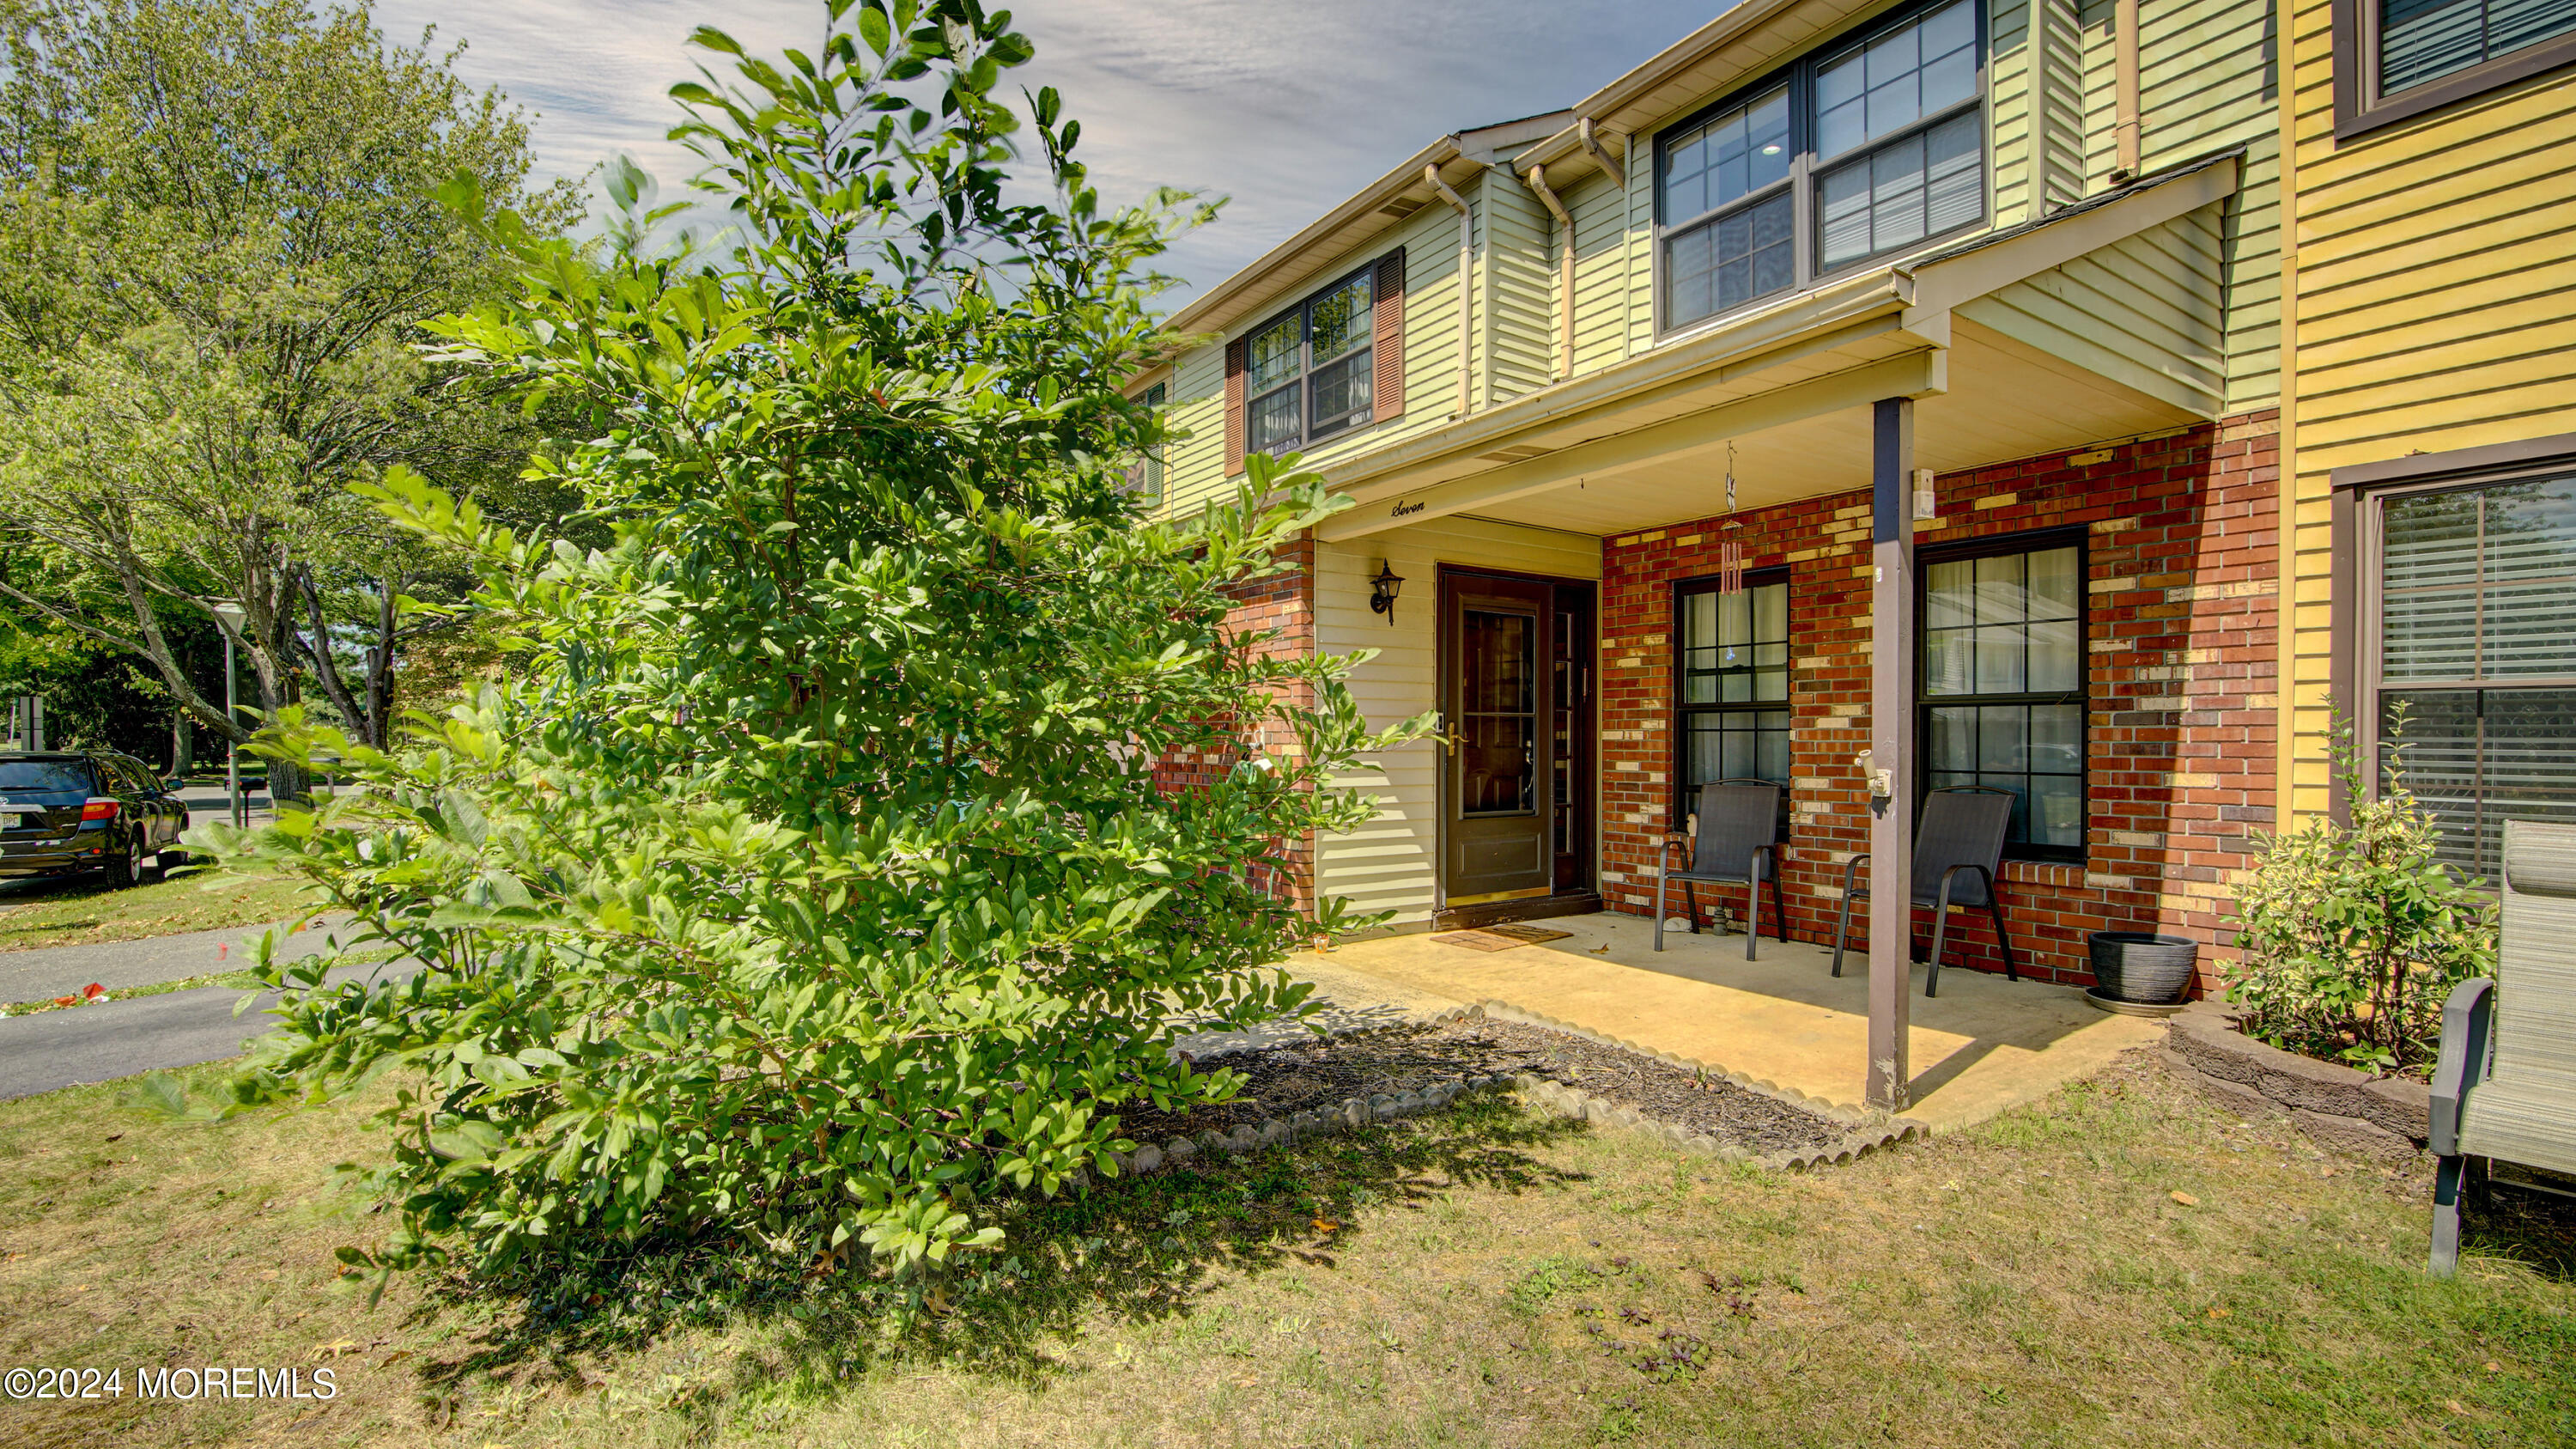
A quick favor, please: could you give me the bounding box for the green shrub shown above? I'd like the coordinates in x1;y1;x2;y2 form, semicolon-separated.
191;2;1431;1288
2227;721;2494;1075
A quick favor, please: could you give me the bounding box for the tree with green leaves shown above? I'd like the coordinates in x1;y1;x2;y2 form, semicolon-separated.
0;0;580;787
198;0;1431;1290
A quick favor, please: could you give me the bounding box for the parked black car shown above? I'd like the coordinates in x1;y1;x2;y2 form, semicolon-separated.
0;751;190;887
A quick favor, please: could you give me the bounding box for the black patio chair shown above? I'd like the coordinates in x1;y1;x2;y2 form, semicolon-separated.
1831;785;2019;997
1655;779;1784;959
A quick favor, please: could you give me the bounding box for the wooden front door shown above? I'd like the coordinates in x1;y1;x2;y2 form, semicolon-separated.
1440;570;1594;907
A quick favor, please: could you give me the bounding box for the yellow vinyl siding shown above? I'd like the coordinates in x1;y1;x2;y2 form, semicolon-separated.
2280;0;2576;818
1958;202;2233;414
1312;520;1603;928
1480;169;1559;402
2075;0;2283;411
1565;169;1632;377
1992;0;2041;227
2037;0;2089;206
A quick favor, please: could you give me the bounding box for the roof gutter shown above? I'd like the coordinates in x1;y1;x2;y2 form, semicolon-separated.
1425;164;1477;419
1165;136;1463;339
1576;118;1626;192
1522;163;1576;379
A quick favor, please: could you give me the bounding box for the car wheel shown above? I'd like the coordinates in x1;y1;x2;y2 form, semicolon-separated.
155;847;189;873
106;835;143;890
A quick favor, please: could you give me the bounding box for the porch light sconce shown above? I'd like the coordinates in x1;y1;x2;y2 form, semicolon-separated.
1911;467;1938;521
1369;563;1405;625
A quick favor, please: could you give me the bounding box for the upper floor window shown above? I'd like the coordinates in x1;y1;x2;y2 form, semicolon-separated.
1244;267;1376;455
1657;0;1985;332
2382;0;2576;93
2337;0;2576;136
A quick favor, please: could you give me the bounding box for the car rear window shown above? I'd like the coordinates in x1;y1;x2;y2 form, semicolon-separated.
0;761;94;794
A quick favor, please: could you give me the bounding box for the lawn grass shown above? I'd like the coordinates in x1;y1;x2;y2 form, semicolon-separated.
0;866;313;955
0;1050;2567;1447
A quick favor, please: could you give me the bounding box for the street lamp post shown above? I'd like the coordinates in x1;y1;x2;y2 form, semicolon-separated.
210;600;246;829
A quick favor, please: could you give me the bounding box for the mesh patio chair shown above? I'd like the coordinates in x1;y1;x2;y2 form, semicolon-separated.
1655;779;1784;959
2429;819;2576;1276
1831;785;2019;997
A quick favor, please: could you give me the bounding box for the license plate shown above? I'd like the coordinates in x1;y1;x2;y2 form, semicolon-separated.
0;812;22;828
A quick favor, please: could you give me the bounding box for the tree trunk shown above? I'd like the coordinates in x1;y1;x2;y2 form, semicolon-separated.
171;714;193;776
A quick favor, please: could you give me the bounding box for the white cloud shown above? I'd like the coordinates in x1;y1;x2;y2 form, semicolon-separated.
377;0;1725;300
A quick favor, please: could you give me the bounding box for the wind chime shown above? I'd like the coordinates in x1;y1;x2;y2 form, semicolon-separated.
1719;441;1746;594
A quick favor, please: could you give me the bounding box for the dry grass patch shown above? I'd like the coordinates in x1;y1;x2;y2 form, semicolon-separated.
0;866;313;956
0;1051;2568;1447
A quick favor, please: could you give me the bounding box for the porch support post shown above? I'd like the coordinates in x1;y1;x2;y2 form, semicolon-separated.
1867;397;1916;1111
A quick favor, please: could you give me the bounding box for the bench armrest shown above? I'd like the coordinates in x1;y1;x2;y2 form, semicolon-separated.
2429;977;2496;1159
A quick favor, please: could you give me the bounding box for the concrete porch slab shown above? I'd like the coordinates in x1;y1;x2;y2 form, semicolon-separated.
1288;911;2163;1133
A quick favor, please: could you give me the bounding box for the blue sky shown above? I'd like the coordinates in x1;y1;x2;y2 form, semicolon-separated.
375;1;1727;301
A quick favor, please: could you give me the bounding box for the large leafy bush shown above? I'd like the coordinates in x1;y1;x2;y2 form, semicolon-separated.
198;1;1430;1286
2227;722;2495;1075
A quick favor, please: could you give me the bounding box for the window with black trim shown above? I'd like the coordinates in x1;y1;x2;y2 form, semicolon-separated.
2337;0;2576;135
2368;468;2576;880
1674;574;1791;816
1656;0;1984;332
1919;533;2085;860
1243;266;1376;455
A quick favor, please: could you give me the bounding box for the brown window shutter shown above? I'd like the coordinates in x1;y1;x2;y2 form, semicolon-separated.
1373;248;1406;422
1224;337;1248;476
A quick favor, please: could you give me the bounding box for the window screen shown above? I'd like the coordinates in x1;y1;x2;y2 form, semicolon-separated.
1675;577;1792;821
1660;88;1795;327
1242;268;1376;457
2375;472;2576;879
1652;0;1987;329
1921;540;2085;856
2379;0;2576;95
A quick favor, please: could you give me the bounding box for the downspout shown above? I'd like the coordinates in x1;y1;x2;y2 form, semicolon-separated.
1525;162;1575;380
2111;0;2142;183
1425;163;1475;418
1576;117;1625;191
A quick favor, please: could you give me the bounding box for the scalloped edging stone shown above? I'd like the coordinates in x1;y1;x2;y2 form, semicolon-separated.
2160;1000;2428;1164
1467;1001;1925;1172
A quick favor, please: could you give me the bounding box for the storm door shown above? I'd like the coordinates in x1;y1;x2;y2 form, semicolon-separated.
1440;570;1593;905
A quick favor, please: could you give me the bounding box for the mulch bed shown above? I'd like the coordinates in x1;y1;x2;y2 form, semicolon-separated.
1107;1016;1844;1157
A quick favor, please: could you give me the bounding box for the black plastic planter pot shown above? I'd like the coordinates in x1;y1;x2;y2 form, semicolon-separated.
2088;931;2198;1004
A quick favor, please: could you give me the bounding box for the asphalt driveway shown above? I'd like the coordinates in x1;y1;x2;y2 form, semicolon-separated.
0;955;411;1101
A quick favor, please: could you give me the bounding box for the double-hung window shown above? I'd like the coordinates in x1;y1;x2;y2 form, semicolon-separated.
2338;0;2576;133
1243;267;1376;456
2368;468;2576;879
1920;534;2086;860
1674;575;1792;817
1656;0;1986;332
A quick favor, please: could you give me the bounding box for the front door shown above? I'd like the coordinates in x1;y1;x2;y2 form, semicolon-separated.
1440;570;1593;907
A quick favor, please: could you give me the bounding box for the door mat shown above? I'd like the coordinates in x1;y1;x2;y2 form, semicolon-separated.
1434;925;1573;952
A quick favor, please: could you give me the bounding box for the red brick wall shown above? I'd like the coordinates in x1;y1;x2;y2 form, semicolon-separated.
1598;413;2280;994
1154;534;1320;910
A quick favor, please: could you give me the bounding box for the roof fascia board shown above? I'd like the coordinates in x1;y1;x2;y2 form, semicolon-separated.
1315;349;1945;543
1164;137;1464;338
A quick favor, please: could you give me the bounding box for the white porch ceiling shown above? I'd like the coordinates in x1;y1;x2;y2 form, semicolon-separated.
1460;320;2196;538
